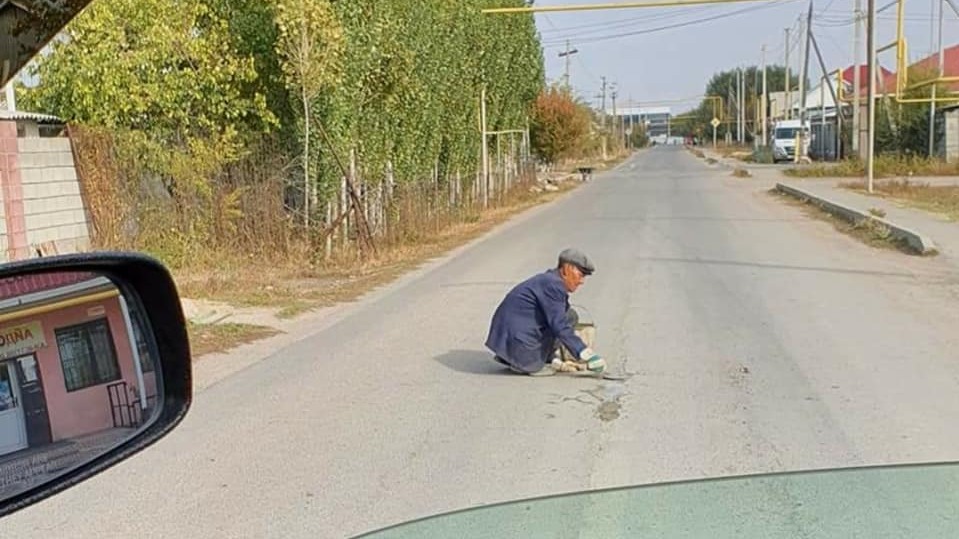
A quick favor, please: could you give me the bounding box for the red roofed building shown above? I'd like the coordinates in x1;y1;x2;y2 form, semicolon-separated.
840;65;898;95
0;272;97;302
910;44;959;92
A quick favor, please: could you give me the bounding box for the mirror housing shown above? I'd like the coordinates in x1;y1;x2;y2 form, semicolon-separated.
0;252;191;517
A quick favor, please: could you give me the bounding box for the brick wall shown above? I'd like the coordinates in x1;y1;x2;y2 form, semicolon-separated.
0;121;27;260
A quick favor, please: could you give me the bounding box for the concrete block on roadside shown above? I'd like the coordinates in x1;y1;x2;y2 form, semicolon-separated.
775;183;939;255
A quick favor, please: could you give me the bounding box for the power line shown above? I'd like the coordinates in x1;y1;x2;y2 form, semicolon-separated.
542;0;799;47
539;5;723;39
538;5;719;34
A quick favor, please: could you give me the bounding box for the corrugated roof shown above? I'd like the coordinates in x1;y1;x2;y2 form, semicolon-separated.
910;44;959;92
0;109;63;123
0;272;99;301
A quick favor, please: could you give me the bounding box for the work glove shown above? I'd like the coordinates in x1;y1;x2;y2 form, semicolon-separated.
578;348;606;374
550;358;584;373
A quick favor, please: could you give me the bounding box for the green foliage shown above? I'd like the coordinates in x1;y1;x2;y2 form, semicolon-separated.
875;68;948;156
22;0;274;144
751;146;774;164
675;65;803;139
21;0;545;265
274;0;343;99
314;0;543;197
629;124;649;148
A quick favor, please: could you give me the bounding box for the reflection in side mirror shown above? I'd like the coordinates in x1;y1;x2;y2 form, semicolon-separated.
0;270;160;502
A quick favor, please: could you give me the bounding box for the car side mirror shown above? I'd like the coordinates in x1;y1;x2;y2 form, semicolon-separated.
0;252;191;517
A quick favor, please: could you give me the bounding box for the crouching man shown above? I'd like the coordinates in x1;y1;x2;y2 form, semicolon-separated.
485;248;606;376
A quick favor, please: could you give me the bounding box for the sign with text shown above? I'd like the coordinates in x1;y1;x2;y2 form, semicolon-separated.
0;321;46;360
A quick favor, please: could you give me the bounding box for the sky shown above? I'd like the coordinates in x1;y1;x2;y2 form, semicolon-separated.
534;0;959;114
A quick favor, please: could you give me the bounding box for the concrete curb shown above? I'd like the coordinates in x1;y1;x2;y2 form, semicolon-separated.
691;147;738;171
775;182;939;255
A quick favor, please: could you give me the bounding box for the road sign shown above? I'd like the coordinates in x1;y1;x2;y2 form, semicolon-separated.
711;117;721;128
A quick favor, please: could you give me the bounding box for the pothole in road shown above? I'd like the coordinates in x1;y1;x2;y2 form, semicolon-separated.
596;400;622;422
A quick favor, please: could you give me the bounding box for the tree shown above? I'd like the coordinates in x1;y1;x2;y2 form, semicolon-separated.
23;0;271;142
530;85;592;164
875;67;948;156
680;65;805;141
21;0;274;196
273;0;343;224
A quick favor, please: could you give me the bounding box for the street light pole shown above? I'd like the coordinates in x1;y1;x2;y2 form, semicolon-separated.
929;0;944;156
762;44;768;146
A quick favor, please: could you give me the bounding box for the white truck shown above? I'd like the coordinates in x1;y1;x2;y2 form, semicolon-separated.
772;120;810;163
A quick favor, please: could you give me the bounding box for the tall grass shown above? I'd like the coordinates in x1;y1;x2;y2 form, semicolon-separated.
784;155;959;178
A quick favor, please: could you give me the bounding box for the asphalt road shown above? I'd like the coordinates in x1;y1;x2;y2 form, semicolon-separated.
5;147;959;537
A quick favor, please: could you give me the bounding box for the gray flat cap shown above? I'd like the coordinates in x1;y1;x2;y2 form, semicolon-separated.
558;248;595;275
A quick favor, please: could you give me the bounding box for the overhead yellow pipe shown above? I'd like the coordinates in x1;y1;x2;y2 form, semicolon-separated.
483;0;764;14
0;290;119;324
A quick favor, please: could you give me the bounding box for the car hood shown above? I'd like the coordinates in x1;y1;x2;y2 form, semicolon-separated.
355;462;959;538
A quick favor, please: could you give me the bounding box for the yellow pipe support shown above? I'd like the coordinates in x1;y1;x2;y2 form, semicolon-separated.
896;95;959;103
893;0;905;94
482;0;764;14
705;95;724;121
0;289;120;324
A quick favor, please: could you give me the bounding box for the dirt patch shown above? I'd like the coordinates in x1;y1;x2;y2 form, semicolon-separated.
188;322;282;358
732;167;752;178
840;180;959;221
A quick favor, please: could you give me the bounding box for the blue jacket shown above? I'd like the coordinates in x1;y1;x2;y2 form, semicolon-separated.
485;269;587;373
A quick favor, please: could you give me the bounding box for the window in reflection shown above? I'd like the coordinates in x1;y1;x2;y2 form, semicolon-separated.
0;272;157;498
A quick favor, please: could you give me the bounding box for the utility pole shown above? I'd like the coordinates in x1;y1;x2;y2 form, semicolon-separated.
558;40;579;89
600;76;608;159
611;87;618;145
785;27;792;119
798;13;807;126
4;81;14;112
799;1;812;161
741;67;746;143
762;44;768;146
811;32;844;158
600;76;608;122
853;0;862;154
736;68;743;143
929;0;944;156
866;0;876;193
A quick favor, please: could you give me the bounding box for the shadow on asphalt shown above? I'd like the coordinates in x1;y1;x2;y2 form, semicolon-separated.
434;349;514;376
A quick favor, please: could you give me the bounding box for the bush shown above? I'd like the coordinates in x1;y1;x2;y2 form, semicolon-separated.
751;147;774;164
